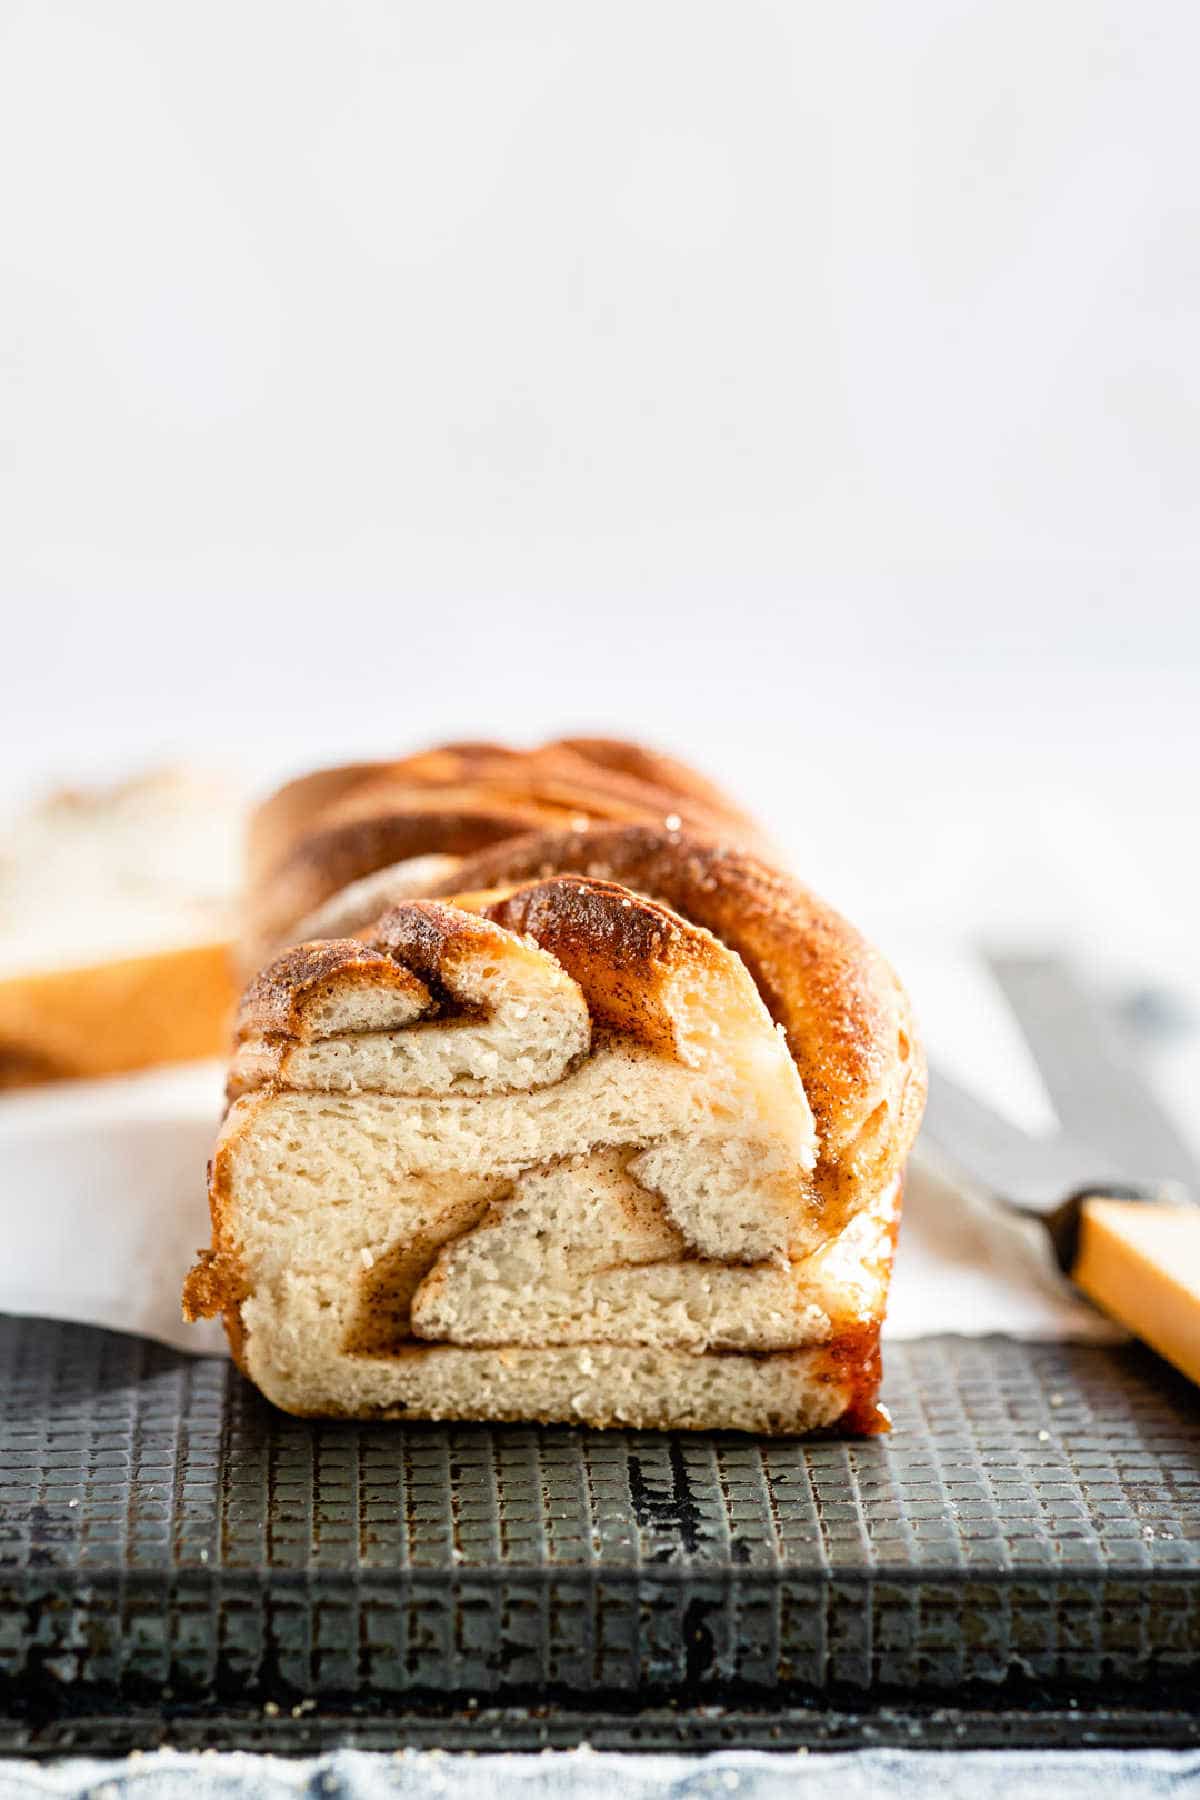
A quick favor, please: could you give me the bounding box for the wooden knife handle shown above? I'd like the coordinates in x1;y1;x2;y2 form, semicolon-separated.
1073;1197;1200;1386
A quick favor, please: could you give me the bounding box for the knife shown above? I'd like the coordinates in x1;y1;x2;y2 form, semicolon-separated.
921;954;1200;1386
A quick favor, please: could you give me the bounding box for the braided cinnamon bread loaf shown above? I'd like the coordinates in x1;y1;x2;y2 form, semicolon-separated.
185;738;925;1434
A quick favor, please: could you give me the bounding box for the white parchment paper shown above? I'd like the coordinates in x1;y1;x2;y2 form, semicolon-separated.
0;1062;228;1355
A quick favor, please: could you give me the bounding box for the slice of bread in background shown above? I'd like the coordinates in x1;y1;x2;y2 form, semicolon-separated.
0;770;241;1086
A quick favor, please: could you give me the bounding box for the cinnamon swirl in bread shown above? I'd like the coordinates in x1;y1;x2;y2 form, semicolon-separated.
185;738;924;1434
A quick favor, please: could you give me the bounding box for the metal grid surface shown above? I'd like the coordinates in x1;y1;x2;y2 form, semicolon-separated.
1;1316;1198;1715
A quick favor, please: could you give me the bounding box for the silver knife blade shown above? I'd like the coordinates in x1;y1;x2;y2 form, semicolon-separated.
920;1064;1138;1211
987;952;1200;1191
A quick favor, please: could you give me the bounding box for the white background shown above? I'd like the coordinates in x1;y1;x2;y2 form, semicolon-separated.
2;0;1198;1118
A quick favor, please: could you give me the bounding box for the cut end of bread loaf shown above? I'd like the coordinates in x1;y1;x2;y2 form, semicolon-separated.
188;863;919;1435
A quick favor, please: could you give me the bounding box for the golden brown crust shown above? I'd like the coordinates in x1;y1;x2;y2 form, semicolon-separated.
550;736;755;824
227;936;435;1098
230;884;736;1085
242;737;766;969
254;739;757;877
436;825;927;1222
234;937;428;1042
245;804;552;974
226;897;600;1104
181;1245;247;1324
182;1114;259;1375
0;941;237;1086
483;876;717;1057
367;898;533;997
247;761;397;887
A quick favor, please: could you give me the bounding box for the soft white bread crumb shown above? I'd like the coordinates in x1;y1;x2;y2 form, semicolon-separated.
241;1336;857;1435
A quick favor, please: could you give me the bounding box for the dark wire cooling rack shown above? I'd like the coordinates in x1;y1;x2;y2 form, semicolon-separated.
1;1316;1198;1754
